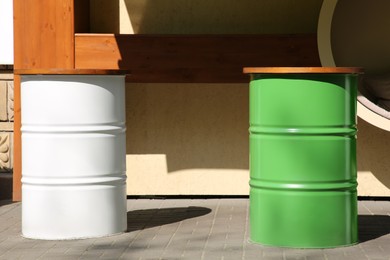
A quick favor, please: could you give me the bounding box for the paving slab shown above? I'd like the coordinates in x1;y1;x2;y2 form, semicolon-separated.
0;199;390;259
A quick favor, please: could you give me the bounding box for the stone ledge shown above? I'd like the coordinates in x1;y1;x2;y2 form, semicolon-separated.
0;73;13;80
0;122;13;131
0;80;14;122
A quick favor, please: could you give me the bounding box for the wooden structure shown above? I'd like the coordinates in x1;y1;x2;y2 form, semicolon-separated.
13;0;321;201
75;34;320;83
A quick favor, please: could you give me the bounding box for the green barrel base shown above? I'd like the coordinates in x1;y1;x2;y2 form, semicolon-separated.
247;241;359;249
250;189;358;248
248;238;359;249
247;239;359;249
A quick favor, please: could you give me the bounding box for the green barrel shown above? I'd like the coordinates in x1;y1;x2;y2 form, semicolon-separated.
244;67;362;248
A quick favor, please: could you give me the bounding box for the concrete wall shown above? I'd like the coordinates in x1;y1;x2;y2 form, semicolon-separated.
90;0;390;196
0;0;13;64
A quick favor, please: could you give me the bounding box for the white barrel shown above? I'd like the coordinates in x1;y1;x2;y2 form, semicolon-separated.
21;75;127;240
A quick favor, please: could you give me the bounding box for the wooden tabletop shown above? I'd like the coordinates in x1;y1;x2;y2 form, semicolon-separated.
243;67;363;74
14;69;130;75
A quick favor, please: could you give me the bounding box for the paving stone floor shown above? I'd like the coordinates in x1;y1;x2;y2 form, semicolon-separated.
0;199;389;259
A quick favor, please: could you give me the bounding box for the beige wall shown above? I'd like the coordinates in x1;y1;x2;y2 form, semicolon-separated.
90;0;390;196
125;83;249;195
357;119;390;196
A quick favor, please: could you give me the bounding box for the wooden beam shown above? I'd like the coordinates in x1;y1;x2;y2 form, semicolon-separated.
75;34;321;83
13;0;78;201
12;75;21;202
13;0;76;70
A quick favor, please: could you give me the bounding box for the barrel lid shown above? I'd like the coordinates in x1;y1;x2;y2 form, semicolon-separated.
14;69;129;75
243;67;363;74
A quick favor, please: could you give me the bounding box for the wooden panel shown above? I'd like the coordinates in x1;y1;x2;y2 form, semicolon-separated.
12;76;21;202
75;34;321;83
13;0;75;69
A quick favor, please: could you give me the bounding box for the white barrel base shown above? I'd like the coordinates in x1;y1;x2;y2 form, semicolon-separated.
21;75;127;240
22;185;127;240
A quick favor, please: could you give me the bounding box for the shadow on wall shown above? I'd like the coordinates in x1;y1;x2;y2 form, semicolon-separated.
122;0;322;34
124;83;249;173
89;0;120;33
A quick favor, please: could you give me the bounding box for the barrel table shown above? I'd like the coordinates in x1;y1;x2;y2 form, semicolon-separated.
17;69;127;240
243;67;362;248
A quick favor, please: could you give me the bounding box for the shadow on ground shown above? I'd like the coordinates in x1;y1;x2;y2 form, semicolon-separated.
127;206;212;232
0;200;14;207
359;215;390;242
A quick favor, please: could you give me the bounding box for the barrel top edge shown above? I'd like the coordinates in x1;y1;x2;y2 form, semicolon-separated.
14;69;130;75
243;67;364;74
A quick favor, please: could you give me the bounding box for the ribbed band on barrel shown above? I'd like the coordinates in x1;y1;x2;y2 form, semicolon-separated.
21;123;126;134
249;125;357;135
21;122;127;186
249;179;357;191
249;124;357;192
22;175;127;186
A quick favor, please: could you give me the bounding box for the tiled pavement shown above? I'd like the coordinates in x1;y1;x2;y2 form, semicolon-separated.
0;199;389;259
